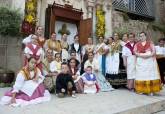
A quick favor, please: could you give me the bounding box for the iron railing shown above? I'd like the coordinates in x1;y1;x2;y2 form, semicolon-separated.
112;0;155;18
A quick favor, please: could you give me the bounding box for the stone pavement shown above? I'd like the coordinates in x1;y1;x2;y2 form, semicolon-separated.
0;87;165;114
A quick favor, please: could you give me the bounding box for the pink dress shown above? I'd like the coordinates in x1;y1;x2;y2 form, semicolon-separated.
0;68;50;107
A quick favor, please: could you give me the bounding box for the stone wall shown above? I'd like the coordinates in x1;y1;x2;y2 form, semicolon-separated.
112;11;164;43
0;36;22;74
0;0;12;7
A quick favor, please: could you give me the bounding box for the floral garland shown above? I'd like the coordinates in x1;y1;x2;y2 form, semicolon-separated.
25;0;37;24
21;0;37;34
96;8;105;37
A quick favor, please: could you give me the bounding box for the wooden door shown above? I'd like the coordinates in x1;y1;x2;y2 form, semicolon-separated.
79;18;92;45
45;7;51;39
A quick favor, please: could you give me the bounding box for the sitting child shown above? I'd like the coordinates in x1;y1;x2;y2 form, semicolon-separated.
82;66;97;94
49;52;62;75
56;62;76;98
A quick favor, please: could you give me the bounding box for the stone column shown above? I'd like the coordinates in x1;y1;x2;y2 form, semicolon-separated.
104;0;113;37
86;0;95;18
86;0;96;43
39;0;47;27
87;6;93;18
36;0;42;26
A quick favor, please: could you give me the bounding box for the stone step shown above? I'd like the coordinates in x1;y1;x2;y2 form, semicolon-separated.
0;88;165;114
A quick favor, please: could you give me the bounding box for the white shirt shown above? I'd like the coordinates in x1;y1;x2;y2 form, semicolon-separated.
74;43;79;52
22;35;32;45
122;43;134;57
50;61;61;73
155;45;165;56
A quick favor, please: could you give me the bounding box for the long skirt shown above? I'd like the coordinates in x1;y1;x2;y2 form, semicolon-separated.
0;83;50;107
95;72;114;92
126;55;136;89
135;57;162;94
106;53;127;88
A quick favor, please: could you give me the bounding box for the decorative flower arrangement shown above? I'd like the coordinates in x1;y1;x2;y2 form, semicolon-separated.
96;7;105;37
21;0;37;35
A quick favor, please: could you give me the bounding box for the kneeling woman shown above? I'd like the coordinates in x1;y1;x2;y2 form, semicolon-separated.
0;57;50;107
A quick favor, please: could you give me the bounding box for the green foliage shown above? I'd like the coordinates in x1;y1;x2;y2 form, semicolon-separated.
0;7;22;36
58;23;70;35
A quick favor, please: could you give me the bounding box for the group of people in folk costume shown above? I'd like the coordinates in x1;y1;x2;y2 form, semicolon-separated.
0;25;165;107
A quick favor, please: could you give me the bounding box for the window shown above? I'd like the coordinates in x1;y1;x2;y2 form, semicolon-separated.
112;0;154;19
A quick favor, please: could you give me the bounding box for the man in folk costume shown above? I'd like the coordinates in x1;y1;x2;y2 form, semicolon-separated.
155;38;165;85
134;32;162;95
122;33;136;91
0;57;50;107
61;33;69;62
70;35;82;63
24;35;44;73
44;32;62;56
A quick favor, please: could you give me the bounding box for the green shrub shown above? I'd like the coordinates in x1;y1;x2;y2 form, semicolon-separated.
0;7;22;36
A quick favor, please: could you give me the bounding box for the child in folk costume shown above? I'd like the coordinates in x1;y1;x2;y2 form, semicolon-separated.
82;66;97;94
122;33;136;91
61;34;69;62
0;57;50;107
68;58;84;93
24;34;44;73
51;53;62;74
56;62;76;98
134;32;161;95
